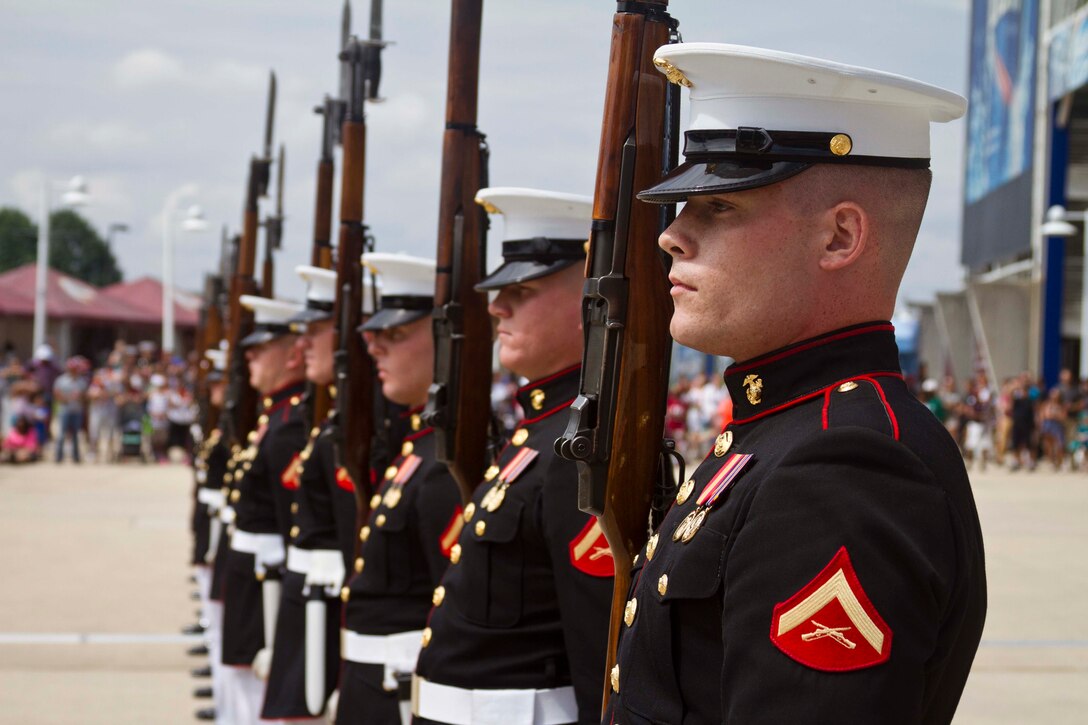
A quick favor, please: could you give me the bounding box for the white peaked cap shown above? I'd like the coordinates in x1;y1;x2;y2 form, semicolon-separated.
204;348;227;372
475;187;594;242
296;265;338;307
361;253;435;298
640;43;966;202
239;295;304;325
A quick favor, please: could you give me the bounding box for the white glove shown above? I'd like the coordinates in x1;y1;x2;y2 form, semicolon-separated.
218;505;236;525
252;647;273;680
304;550;346;598
325;689;339;723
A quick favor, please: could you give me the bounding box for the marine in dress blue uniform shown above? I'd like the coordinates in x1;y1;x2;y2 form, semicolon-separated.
602;44;986;725
413;188;614;725
336;254;464;725
219;295;309;725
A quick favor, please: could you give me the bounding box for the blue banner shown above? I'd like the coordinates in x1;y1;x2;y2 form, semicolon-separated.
964;0;1038;205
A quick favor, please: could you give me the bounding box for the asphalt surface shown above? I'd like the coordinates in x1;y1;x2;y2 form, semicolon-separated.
0;460;1084;724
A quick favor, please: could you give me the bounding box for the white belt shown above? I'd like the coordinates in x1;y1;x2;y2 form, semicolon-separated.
411;675;577;725
342;629;423;693
197;488;224;508
286;545;312;574
230;529;285;575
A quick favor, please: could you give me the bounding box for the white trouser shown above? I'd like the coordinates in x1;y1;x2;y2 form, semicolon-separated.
220;665;265;725
411;675;577;725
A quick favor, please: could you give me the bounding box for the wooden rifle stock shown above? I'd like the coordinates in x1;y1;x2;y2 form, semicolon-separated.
423;0;492;505
555;0;678;711
308;103;338;426
330;38;376;532
196;274;225;434
225;72;276;446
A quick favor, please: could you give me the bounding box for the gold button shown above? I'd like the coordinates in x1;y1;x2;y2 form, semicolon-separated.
632;553;639;566
658;573;669;596
384;465;398;480
291;502;299;514
340;586;350;603
432;585;446;606
290;525;299;538
258;414;269;426
230;490;240;504
359;526;371;542
676;479;695;505
247;431;258;443
714;430;733;457
290;395;301;405
610;664;620;693
421;627;432;648
263;397;273;409
475;520;486;537
354;557;365;573
829;133;853;156
411;413;422;431
375;514;387;527
450;544;461;564
224;474;233;484
463;503;476;522
401;441;414;456
484;464;500;481
511;429;528;446
646;533;659;561
311;426;321;437
624;597;638;627
255;570;265;582
838;381;859;393
370;494;382;509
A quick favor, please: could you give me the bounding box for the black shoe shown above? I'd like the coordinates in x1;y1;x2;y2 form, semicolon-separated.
181;623;206;636
191;666;212;678
195;707;216;720
189;574;198;584
191;591;203;601
193;686;213;699
188;644;209;656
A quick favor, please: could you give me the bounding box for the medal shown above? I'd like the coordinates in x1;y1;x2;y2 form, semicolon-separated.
671;453;753;544
484;483;508;512
480;447;539;513
383;486;402;509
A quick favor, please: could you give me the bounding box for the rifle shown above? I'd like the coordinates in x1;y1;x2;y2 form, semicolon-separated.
195;271;225;436
328;12;386;527
555;0;680;708
224;71;277;447
422;0;491;505
261;143;286;298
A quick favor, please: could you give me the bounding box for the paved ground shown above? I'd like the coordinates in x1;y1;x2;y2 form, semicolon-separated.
0;461;1084;723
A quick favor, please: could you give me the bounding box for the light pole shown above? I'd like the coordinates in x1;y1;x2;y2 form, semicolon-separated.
33;176;89;352
1039;204;1088;380
106;222;130;248
161;183;208;356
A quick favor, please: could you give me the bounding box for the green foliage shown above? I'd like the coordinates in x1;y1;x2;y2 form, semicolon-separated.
0;207;38;272
49;209;122;287
0;206;122;286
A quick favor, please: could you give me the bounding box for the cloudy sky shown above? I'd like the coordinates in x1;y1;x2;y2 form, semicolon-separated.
2;0;969;307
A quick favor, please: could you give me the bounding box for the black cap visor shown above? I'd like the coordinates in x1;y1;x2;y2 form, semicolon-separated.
359;306;432;333
288;306;334;326
475;258;582;291
637;158;812;204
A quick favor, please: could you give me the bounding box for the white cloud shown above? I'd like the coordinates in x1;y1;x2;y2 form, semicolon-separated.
45;120;151;154
112;48;185;89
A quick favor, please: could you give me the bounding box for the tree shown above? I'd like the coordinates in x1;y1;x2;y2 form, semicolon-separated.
0;207;37;273
49;209;122;286
0;206;122;286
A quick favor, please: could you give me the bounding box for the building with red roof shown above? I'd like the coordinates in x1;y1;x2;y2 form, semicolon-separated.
0;264;197;361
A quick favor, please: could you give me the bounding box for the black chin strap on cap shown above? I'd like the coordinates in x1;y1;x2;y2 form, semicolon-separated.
501;237;586;262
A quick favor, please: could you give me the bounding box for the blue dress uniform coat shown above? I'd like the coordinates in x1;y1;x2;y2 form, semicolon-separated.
262;410;348;718
221;382;307;666
337;413;464;724
414;367;615;725
604;323;986;725
191;429;228;566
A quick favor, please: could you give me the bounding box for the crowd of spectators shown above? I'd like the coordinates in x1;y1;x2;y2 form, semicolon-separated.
0;340;197;465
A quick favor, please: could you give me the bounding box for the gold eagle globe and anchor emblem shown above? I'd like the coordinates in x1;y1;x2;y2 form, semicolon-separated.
742;374;764;405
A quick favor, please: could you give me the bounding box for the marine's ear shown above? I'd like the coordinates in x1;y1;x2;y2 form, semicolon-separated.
817;201;868;272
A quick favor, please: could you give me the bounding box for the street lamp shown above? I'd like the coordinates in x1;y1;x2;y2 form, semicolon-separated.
1039;204;1088;380
161;185;208;356
106;222;130;248
33;175;90;352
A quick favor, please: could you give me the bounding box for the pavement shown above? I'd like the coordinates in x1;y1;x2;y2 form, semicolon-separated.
0;460;1084;724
